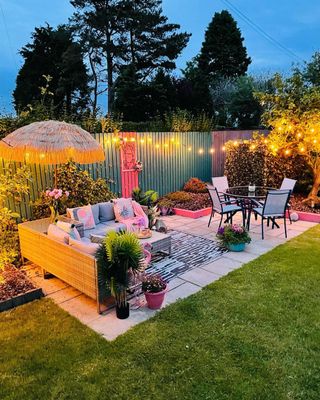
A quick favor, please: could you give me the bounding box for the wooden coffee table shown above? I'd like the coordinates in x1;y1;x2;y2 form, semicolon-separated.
139;231;171;255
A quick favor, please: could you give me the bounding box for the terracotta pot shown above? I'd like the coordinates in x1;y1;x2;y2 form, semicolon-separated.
144;286;167;309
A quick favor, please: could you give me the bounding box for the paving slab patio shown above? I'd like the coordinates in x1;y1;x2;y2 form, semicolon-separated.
26;213;316;341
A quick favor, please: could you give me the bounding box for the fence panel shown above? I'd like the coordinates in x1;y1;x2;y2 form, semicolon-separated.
137;132;212;196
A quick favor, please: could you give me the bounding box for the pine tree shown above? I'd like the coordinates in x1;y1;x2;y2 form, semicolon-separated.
13;24;90;116
198;10;251;80
70;0;190;112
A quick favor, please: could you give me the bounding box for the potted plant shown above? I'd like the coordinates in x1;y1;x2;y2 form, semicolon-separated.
142;274;167;309
96;231;144;319
157;198;174;216
217;224;251;252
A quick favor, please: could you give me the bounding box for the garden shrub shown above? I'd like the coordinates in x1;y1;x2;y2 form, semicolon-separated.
32;162;114;219
224;137;312;192
166;191;192;203
183;177;207;193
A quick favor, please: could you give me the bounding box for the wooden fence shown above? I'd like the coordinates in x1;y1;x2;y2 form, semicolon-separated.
211;130;269;177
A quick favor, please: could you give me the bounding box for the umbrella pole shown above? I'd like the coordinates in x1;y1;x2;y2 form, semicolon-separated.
54;165;57;188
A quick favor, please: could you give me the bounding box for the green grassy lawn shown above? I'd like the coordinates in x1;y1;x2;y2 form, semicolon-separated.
1;227;320;400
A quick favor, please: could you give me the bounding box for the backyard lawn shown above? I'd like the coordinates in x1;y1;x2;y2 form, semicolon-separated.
1;226;319;400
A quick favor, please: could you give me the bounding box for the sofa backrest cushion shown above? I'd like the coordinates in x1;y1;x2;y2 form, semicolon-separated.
99;202;115;222
67;205;96;230
91;204;100;225
69;237;99;255
56;220;81;240
47;224;70;244
113;198;135;221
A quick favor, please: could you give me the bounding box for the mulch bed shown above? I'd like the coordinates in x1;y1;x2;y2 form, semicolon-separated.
290;194;320;214
0;265;36;302
171;193;211;211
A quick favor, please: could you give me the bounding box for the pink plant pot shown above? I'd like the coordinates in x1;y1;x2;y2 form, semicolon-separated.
144;286;168;309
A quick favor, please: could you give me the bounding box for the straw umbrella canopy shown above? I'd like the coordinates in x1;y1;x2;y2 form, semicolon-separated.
0;120;105;165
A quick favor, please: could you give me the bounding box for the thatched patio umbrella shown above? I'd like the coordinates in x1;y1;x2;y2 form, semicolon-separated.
0;120;105;185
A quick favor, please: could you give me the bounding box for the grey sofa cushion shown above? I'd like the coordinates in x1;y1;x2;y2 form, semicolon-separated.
100;220;127;232
91;204;100;225
83;223;108;239
99;202;115;222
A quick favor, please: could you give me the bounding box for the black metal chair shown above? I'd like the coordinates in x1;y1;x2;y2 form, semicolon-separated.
207;185;244;229
253;190;291;239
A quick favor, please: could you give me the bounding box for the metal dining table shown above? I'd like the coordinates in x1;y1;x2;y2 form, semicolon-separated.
222;186;275;230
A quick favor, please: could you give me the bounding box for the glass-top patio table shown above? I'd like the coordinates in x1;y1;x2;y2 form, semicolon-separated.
222;186;275;230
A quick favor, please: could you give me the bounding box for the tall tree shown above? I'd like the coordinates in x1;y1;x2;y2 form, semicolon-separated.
13;24;90;116
198;10;251;80
70;0;190;112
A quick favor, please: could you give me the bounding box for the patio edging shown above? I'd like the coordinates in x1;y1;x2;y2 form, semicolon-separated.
0;287;43;313
289;210;320;223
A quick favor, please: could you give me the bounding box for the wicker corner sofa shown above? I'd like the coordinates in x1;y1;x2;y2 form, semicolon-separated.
18;217;111;313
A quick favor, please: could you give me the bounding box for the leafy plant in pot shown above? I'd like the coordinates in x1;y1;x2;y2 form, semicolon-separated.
142;274;167;309
217;224;251;252
96;231;144;319
157;198;174;216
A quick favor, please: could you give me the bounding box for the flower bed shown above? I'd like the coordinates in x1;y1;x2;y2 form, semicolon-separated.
0;265;43;311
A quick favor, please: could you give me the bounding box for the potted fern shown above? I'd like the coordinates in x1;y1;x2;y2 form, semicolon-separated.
96;231;143;319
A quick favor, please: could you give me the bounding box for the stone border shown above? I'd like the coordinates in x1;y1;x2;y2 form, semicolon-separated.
292;210;320;223
0;288;43;313
173;207;211;219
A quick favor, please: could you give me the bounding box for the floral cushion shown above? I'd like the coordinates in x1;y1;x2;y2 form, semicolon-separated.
113;198;135;221
67;205;96;230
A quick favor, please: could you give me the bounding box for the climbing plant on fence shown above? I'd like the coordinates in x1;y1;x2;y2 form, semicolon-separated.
224;136;312;191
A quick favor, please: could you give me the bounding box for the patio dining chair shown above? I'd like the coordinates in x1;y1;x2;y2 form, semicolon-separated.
280;177;296;223
207;184;244;229
253;190;291;239
212;175;236;202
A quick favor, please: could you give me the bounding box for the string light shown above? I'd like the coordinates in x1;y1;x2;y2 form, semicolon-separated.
209;148;214;153
164;143;169;148
311;128;315;133
155;144;160;149
199;148;203;154
130;137;136;142
148;137;152;142
222;146;226;151
233;140;238;146
40;153;45;159
171;137;175;142
285;149;290;155
250;144;256;150
300;147;305;153
123;137;128;142
140;139;145;144
188;146;192;152
297;133;302;138
313;139;317;144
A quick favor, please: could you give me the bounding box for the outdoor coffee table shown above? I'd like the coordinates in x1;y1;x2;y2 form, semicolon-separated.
139;231;171;255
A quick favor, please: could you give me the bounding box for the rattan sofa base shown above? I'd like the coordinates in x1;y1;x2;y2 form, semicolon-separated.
18;218;111;313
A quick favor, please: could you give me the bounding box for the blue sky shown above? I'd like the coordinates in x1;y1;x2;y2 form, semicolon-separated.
1;0;320;113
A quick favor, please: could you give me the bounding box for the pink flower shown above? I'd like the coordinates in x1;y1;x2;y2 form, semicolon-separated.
65;191;69;197
54;194;61;200
49;191;55;197
45;190;50;196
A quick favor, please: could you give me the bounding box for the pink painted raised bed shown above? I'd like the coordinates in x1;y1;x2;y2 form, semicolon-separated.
288;210;320;223
173;207;211;219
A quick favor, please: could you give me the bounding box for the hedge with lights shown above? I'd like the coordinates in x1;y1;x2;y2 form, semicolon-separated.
224;136;312;192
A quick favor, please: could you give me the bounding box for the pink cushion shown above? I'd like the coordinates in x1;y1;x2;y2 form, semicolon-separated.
69;237;99;255
47;224;69;244
113;198;134;221
67;205;96;230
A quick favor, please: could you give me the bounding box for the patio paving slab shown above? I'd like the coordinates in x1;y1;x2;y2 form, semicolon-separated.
26;214;317;341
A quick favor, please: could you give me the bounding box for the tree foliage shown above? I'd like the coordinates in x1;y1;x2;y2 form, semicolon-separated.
198;10;251;80
257;59;320;202
13;24;90;117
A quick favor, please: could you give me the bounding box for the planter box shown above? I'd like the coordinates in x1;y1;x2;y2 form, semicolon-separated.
173;207;211;219
288;210;320;223
0;287;43;313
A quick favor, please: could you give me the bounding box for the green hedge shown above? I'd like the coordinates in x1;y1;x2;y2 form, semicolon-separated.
224;138;312;193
